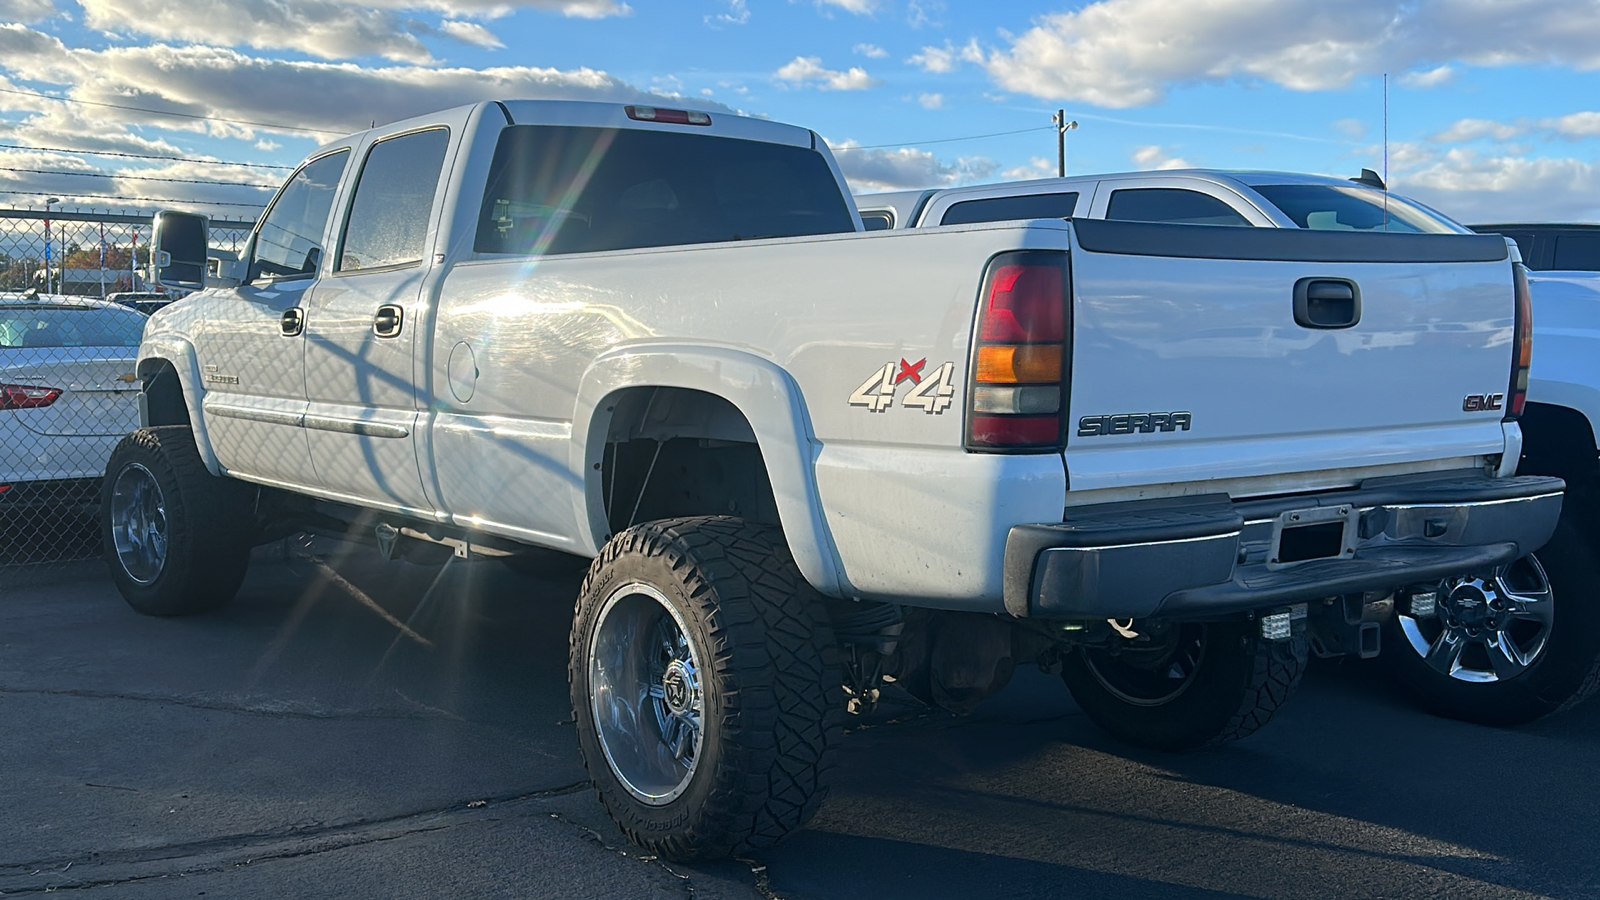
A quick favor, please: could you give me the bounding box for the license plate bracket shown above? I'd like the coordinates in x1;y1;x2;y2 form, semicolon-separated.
1267;503;1358;569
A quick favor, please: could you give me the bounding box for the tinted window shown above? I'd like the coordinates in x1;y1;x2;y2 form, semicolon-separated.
1105;188;1250;227
0;307;146;349
475;126;855;255
860;211;894;231
1253;184;1458;234
1553;233;1600;271
253;150;349;280
940;192;1079;226
338;129;450;272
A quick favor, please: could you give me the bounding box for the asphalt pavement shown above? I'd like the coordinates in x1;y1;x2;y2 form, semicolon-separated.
4;533;1600;899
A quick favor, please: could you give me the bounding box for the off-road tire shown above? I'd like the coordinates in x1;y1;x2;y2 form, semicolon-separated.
569;516;842;861
1061;620;1306;751
102;426;253;616
1381;517;1600;726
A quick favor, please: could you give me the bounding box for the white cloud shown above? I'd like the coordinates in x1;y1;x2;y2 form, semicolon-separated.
1433;118;1523;143
1392;147;1600;222
707;0;748;26
908;38;982;74
853;42;888;59
0;0;54;24
439;20;504;49
1334;118;1368;140
816;0;878;14
1132;145;1190;170
1002;157;1056;181
827;139;996;193
1544;111;1600;139
774;56;880;91
983;0;1600;108
1400;65;1456;89
75;0;629;64
917;93;943;110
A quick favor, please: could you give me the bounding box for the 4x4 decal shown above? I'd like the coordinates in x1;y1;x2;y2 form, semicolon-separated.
849;358;955;414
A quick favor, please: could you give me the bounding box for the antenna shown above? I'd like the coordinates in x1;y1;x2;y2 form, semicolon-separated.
1383;73;1389;230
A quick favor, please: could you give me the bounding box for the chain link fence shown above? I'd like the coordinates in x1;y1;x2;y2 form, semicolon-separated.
2;208;253;577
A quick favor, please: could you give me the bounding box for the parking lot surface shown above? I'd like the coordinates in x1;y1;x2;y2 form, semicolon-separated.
5;535;1600;899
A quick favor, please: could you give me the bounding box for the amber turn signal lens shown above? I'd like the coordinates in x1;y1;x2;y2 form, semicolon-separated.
975;345;1062;384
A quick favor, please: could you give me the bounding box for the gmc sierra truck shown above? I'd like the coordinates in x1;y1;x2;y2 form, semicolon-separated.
860;173;1600;727
108;101;1561;860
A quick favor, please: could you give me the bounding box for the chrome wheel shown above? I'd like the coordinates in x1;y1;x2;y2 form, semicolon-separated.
587;582;705;805
1082;622;1207;707
1398;556;1553;684
110;463;168;585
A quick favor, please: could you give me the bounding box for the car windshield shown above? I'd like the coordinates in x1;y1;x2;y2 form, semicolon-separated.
0;306;147;349
1252;184;1462;234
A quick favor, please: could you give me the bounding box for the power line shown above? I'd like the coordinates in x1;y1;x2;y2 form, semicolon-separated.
0;187;265;208
0;85;332;136
0;141;294;170
0;165;278;189
831;125;1053;152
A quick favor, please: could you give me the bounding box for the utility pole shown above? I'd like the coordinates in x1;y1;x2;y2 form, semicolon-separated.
43;197;58;295
1051;111;1078;177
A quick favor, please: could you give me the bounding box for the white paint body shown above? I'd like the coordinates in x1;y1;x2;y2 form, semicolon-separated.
138;102;1523;612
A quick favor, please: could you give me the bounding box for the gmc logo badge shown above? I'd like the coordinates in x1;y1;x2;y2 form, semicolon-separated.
1463;393;1505;412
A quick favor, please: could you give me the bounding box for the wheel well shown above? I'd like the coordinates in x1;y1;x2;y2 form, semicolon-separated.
139;361;191;429
597;387;780;537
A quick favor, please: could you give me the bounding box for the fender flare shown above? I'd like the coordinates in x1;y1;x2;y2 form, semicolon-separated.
136;335;222;476
571;344;847;597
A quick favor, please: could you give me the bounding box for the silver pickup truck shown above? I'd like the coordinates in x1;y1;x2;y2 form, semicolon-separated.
110;101;1560;860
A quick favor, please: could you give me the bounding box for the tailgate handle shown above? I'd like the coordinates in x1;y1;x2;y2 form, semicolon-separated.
1293;278;1361;329
280;308;304;337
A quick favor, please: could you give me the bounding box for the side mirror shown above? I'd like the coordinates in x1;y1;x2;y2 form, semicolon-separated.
150;210;209;292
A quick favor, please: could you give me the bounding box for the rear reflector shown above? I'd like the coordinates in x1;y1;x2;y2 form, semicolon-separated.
1;383;63;410
970;415;1062;447
626;106;712;126
0;485;10;495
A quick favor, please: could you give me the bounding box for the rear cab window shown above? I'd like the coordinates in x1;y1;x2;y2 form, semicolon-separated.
475;126;856;255
1553;233;1600;271
939;192;1080;226
1104;188;1251;226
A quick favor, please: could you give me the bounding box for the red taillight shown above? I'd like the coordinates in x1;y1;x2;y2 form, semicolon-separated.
1507;262;1533;420
0;383;63;410
0;485;11;495
625;106;712;126
966;251;1070;452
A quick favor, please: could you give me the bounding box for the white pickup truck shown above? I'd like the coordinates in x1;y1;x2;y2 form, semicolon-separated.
108;101;1561;860
861;173;1600;728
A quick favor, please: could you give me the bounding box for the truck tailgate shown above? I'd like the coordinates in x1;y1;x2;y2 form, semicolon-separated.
1063;220;1516;493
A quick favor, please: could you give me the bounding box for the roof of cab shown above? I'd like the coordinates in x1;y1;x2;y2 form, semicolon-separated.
308;99;818;160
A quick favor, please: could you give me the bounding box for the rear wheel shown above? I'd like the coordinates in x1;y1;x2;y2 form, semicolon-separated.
1381;520;1600;725
1060;619;1306;751
569;517;841;861
102;426;253;616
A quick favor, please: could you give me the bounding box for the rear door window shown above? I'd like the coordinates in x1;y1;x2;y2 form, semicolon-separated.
337;128;451;272
1553;233;1600;271
252;150;350;281
1104;188;1250;226
939;192;1079;226
475;126;855;255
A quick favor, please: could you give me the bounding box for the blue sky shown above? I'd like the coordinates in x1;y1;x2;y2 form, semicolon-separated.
2;0;1599;224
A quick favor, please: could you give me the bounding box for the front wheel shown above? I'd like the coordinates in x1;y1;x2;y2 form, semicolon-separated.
569;517;841;861
1060;619;1306;751
101;426;253;616
1380;521;1600;725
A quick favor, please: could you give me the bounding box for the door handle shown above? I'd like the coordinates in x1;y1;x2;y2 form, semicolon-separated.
1293;278;1361;329
280;307;304;337
373;304;404;338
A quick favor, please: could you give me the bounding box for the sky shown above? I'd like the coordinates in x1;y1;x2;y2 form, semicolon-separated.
2;0;1600;227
